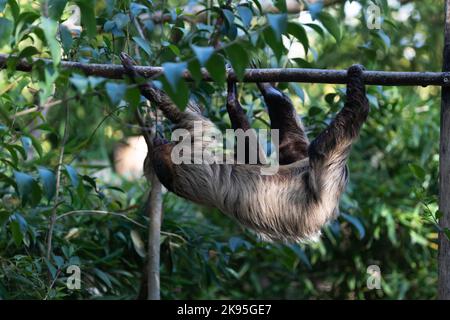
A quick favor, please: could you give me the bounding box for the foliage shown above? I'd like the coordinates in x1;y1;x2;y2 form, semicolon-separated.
0;0;443;299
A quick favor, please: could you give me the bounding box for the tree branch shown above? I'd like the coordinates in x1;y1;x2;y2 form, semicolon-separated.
1;54;448;87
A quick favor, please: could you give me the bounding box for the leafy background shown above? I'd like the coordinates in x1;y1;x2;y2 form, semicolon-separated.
0;0;444;299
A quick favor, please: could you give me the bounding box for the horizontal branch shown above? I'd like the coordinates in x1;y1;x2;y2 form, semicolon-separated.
1;53;449;86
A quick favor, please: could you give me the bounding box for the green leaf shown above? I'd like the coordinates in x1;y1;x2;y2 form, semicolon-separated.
88;76;105;89
75;0;96;38
228;237;251;252
64;164;79;187
38;167;56;201
289;83;305;103
237;5;253;28
288;244;312;269
112;12;129;30
225;43;249;81
7;214;25;246
105;82;127;105
409;163;426;180
130;3;147;18
0;17;13;47
317;11;340;42
267;14;287;41
366;94;379;109
192;45;214;67
53;255;64;268
305;23;324;37
125;86;141;109
10;219;23;245
7;0;19;21
48;0;68;20
0;0;6;11
59;25;73;54
162;62;187;92
376;30;391;49
12;144;26;160
18;46;40;59
287;22;309;54
341;213;365;240
263;27;283;60
444;228;450;241
0;210;9;225
133;36;152;57
42;17;61;66
93;268;113;288
130;230;145;257
308;2;323;19
161;77;189;110
205;53;226;84
308;106;322;117
20;136;32;159
274;0;287;12
45;259;57;279
28;134;43;158
69;74;88;94
222;9;235;26
188;60;202;85
13;171;34;205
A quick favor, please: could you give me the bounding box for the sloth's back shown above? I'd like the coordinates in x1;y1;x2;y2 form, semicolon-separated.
171;158;339;242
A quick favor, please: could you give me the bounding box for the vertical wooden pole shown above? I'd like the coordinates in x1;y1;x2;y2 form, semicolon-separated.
439;0;450;300
147;173;162;300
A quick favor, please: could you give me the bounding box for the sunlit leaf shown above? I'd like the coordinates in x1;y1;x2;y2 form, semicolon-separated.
192;45;214;67
162;62;187;91
317;11;340;42
42;17;61;66
267;13;287;41
237;5;253;28
287;22;309;54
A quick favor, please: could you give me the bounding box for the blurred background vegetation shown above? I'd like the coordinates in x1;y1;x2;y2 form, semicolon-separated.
0;0;445;299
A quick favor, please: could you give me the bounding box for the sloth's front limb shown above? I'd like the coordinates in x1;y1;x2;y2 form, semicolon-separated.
257;83;310;164
120;52;186;124
308;65;369;194
226;81;252;131
227;81;266;164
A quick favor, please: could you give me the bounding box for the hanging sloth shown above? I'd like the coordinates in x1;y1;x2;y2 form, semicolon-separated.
120;53;370;243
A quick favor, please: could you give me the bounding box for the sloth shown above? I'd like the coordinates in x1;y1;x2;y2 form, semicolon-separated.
120;53;369;243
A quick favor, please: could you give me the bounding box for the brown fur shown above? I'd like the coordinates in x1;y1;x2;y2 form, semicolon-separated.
121;53;369;243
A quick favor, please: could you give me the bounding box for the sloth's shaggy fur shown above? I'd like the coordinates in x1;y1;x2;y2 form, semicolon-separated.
121;53;369;243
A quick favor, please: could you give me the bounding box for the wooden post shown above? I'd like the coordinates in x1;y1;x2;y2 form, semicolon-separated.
439;0;450;300
147;173;162;300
